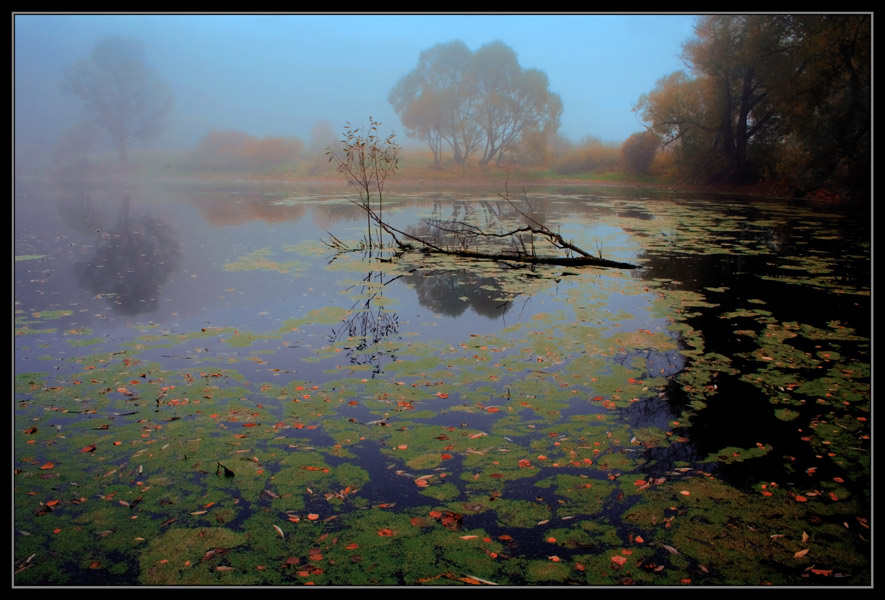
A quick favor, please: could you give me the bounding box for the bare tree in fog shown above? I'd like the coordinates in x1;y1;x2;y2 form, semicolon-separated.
61;37;173;166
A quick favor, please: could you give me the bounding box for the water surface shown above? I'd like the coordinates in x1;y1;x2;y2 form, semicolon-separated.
14;180;871;585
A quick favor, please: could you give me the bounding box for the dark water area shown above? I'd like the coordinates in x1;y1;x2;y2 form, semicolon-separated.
14;179;871;586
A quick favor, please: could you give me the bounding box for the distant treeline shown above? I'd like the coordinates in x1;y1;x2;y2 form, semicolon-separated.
54;16;869;200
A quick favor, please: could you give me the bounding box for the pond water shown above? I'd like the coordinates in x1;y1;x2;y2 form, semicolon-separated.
14;180;871;586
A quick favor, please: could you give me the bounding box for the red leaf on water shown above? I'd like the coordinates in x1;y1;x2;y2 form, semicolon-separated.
80;445;96;453
441;454;453;460
39;462;54;470
377;528;394;537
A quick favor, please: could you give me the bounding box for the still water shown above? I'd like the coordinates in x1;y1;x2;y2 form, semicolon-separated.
14;180;870;585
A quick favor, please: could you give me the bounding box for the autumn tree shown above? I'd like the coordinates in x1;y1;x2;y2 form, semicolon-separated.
635;14;870;196
389;40;562;167
619;131;661;176
61;37;173;166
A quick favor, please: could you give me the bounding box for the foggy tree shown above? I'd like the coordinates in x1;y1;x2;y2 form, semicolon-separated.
389;41;480;165
389;40;562;167
471;42;563;166
53;120;101;168
619;131;661;176
635;14;870;195
61;37;173;166
308;120;339;154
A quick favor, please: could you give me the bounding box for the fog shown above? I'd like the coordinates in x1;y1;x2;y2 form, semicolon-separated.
14;13;696;167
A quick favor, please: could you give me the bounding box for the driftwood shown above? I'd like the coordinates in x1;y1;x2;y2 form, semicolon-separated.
328;188;638;270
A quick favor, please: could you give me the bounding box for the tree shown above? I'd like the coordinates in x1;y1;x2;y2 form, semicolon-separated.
389;41;479;165
470;42;563;166
61;37;173;165
326;118;401;250
619;131;661;176
389;40;561;167
53;120;101;169
634;14;870;196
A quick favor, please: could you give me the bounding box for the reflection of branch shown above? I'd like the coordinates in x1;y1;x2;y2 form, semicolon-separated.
335;188;637;269
330;270;403;376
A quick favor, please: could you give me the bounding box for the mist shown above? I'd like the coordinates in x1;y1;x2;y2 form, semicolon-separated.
14;13;696;170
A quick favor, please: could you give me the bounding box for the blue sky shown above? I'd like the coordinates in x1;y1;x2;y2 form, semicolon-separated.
14;13;699;154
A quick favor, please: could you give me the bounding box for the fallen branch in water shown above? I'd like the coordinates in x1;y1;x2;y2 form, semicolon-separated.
331;186;638;270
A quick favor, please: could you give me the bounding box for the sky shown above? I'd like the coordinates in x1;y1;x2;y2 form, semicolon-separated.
14;13;699;159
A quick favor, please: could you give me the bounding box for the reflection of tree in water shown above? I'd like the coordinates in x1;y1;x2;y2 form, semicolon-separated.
615;347;685;380
76;194;182;315
407;198;550;256
188;189;308;226
403;268;514;319
330;269;401;378
54;187;102;235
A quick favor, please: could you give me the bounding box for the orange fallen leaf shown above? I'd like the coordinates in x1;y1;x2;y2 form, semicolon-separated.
441;453;453;460
486;406;500;413
39;462;54;470
610;555;627;566
345;543;359;550
795;495;808;502
307;513;319;521
378;528;394;537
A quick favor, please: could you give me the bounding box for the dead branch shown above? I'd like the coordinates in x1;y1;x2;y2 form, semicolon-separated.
331;191;638;270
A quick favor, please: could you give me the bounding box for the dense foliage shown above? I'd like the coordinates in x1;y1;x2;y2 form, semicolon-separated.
635;15;870;197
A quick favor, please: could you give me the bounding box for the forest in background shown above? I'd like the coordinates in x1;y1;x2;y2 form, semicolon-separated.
47;15;870;203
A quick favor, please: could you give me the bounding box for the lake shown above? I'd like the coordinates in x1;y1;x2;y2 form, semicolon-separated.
14;179;871;586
